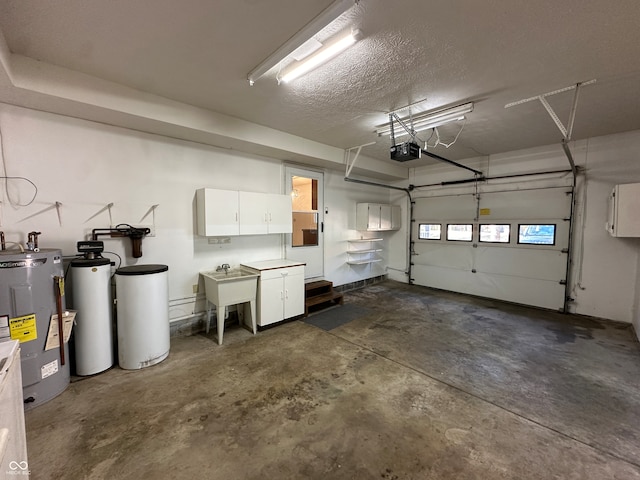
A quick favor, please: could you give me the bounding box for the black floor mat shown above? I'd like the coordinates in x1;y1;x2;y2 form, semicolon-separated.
303;304;371;331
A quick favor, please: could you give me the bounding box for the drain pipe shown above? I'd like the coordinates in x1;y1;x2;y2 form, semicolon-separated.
343;177;414;283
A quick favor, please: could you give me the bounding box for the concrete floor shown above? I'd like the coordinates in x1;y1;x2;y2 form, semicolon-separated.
25;280;640;479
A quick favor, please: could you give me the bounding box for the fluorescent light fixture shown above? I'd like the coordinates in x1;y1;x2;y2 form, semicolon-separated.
280;30;361;83
376;102;474;137
247;0;355;85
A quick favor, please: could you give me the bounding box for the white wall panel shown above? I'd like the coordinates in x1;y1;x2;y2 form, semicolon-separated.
415;244;474;270
475;247;567;281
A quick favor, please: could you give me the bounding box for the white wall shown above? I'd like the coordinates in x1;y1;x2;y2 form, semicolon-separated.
323;173;393;286
0;104;389;322
390;130;640;336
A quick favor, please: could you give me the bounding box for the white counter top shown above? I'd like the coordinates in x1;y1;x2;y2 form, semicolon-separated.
0;340;19;376
241;259;305;271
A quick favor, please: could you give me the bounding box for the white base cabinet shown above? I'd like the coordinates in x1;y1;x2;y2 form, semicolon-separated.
241;260;305;327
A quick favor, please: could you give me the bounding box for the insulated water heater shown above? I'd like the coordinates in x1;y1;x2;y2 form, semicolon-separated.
0;248;70;409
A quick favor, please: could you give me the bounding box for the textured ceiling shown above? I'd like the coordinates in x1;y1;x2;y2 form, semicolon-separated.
1;0;639;168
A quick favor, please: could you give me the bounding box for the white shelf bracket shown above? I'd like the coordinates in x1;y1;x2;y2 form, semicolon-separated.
505;79;595;176
55;201;62;226
345;142;376;178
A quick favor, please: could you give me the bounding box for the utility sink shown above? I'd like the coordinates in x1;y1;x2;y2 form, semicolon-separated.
200;268;259;345
200;269;259;307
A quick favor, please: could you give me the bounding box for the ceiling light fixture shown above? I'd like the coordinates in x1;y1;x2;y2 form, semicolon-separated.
280;29;361;83
247;0;355;85
376;102;474;137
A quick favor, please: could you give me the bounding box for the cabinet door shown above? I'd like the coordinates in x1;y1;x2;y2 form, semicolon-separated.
390;205;402;231
239;191;268;235
368;204;381;230
257;277;284;326
196;188;239;236
266;194;293;234
611;183;640;237
379;204;392;230
356;203;369;230
283;271;305;319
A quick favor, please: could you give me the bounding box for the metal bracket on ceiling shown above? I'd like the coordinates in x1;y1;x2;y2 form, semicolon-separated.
389;113;419;145
505;79;596;176
344;142;376;178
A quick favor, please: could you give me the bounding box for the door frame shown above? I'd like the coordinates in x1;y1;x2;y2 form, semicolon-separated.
284;165;324;280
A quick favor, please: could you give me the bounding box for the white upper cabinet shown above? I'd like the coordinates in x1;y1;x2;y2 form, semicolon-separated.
379;204;392;230
197;188;292;237
391;205;402;231
266;193;293;234
607;183;640;237
356;203;401;231
239;191;267;235
196;188;239;236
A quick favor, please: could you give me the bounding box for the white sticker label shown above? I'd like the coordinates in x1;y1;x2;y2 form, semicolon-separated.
53;256;62;264
41;359;59;379
0;315;9;339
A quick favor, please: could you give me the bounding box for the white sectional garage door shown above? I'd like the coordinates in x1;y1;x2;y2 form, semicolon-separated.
411;182;572;311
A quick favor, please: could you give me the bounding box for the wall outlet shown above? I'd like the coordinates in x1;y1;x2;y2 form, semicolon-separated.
192;284;199;294
208;236;231;244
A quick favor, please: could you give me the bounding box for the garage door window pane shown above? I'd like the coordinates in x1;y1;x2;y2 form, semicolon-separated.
419;224;441;240
447;224;473;241
518;224;556;245
479;224;510;243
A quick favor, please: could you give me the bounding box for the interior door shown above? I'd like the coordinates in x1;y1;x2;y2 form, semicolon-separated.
285;166;324;279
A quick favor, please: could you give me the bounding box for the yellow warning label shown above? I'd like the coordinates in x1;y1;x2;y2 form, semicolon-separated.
9;313;37;343
479;208;491;216
56;277;65;296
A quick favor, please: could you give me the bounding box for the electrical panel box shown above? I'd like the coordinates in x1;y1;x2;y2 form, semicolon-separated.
606;183;640;237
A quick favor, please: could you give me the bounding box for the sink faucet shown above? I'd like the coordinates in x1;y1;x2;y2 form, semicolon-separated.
216;263;231;273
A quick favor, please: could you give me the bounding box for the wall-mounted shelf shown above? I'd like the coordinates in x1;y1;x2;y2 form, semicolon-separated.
348;238;384;243
347;258;383;265
347;238;383;265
